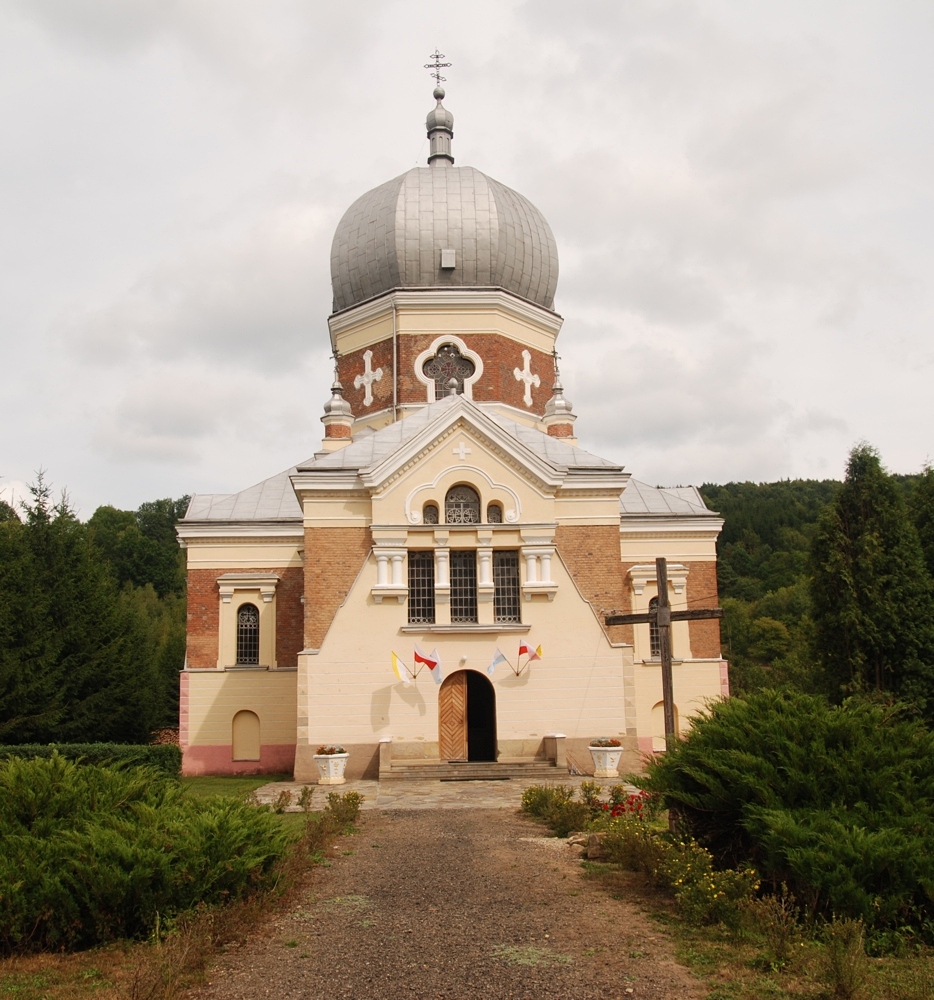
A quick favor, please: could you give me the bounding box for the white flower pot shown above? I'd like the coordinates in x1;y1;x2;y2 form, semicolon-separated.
314;752;349;785
589;746;623;778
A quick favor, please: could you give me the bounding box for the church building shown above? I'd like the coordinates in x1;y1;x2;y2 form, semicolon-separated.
176;77;727;780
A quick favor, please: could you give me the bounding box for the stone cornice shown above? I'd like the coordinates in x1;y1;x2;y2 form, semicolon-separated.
328;287;564;349
176;521;302;546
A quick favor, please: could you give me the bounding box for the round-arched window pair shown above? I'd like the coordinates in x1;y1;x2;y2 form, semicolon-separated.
422;486;503;525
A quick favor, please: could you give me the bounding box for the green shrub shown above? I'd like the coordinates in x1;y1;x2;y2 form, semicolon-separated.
823;917;868;999
520;784;574;818
0;742;181;776
325;790;362;828
602;816;758;928
0;754;289;952
639;690;934;934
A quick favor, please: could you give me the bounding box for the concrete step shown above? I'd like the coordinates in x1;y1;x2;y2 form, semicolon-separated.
381;760;564;782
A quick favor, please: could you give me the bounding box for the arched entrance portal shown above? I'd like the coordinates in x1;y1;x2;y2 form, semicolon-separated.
438;670;497;762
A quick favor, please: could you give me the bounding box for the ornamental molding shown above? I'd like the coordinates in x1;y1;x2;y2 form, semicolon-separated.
628;563;689;596
403;464;522;525
176;522;302;545
328;287;564;346
353;348;383;405
358;403;565;494
513;349;541;408
217;572;281;604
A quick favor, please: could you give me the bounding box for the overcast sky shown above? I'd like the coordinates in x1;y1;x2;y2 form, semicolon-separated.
1;0;932;516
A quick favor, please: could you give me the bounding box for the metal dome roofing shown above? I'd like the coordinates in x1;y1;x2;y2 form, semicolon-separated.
329;164;559;314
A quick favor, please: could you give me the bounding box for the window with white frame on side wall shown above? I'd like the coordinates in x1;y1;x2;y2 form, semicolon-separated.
217;573;280;668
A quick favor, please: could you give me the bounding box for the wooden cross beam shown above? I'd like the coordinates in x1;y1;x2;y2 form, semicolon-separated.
605;557;723;751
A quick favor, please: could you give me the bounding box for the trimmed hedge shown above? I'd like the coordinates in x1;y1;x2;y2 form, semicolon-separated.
0;753;290;952
640;690;934;933
0;743;181;777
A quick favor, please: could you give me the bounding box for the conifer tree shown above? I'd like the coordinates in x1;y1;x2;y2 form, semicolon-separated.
909;464;934;580
810;444;934;714
0;476;156;743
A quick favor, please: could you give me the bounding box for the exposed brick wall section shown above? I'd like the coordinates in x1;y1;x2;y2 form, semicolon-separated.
324;424;352;438
187;569;221;670
337;335;554;417
337;338;394;414
687;560;722;658
556;525;633;645
186;566;305;669
304;527;372;649
275;566;305;667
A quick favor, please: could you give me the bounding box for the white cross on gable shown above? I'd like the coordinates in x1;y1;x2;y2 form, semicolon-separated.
353;349;383;406
452;441;472;460
513;349;541;408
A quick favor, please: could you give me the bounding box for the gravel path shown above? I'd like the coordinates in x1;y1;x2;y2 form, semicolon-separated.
190;809;706;1000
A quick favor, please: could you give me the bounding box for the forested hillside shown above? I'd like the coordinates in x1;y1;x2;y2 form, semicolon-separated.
701;465;934;698
0;477;187;744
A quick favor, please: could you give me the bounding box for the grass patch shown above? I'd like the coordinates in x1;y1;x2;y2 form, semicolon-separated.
586;863;934;1000
491;944;572;967
179;774;291;799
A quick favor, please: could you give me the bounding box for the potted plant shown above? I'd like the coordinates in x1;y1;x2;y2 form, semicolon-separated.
313;744;349;785
588;737;623;778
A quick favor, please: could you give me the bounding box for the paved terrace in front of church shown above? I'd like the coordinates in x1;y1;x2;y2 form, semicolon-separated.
252;775;639;812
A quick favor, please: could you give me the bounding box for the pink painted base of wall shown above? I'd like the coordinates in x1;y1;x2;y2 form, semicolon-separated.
182;744;296;776
720;659;731;697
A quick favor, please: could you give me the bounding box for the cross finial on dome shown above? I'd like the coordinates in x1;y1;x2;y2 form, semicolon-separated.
424;49;451;90
424;50;455;166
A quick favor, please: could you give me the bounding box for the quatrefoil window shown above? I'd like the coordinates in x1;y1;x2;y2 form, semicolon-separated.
423;344;476;399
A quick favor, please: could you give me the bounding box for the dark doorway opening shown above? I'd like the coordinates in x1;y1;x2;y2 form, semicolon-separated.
466;670;497;761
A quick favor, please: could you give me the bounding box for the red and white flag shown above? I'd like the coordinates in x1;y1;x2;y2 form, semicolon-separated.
518;641;542;662
415;644;444;684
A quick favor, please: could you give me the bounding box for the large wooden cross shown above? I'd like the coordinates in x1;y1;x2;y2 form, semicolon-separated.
605;557;723;750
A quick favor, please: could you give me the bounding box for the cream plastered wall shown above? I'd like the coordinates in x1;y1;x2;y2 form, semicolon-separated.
328;290;563;358
185;540;303;570
296;549;628;749
631;658;723;744
619;532;720;563
185;669;297;747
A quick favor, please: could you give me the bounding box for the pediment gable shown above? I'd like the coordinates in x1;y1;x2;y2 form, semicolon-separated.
291;395;627;503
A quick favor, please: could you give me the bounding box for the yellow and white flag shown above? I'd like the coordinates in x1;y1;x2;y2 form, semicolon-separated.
391;651;414;686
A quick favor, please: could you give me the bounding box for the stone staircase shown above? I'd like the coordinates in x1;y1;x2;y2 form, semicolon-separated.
380;758;565;782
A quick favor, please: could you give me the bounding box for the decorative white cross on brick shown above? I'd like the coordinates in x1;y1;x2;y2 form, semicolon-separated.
452;441;472;460
353;349;383;406
513;349;540;408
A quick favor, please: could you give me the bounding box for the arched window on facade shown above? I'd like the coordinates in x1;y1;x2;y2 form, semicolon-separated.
237;603;260;665
486;503;503;523
445;485;480;524
423;503;439;525
423;343;476;398
649;597;660;657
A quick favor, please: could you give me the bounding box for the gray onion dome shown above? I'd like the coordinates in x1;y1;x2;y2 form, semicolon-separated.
329;87;558;314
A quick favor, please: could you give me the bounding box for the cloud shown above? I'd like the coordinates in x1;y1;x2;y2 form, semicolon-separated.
64;199;333;374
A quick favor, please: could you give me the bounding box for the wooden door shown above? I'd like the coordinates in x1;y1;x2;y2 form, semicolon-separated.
439;672;468;760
